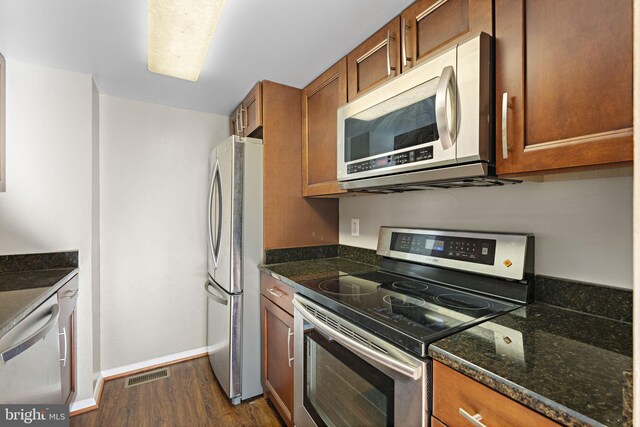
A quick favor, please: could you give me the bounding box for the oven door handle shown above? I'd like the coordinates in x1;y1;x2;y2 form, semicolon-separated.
293;299;422;380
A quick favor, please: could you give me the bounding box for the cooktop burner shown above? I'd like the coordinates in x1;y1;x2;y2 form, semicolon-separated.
391;281;429;292
297;270;521;356
382;294;426;307
317;277;380;296
434;293;493;311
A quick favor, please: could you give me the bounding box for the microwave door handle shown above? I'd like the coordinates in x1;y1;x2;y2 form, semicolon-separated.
435;65;456;150
293;299;421;380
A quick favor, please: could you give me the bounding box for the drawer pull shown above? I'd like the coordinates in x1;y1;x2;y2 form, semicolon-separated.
459;408;486;427
267;288;284;298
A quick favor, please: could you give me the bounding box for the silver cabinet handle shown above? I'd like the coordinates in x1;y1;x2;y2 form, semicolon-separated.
204;280;228;306
236;110;241;135
386;30;396;77
238;105;246;132
59;327;68;367
435;65;457;150
401;18;410;67
459;408;487;427
293;299;421;380
61;289;78;299
1;304;59;363
287;327;294;368
501;92;510;159
267;288;284;298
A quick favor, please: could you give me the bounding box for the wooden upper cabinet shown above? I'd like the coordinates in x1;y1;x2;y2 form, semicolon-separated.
229;82;263;137
302;58;348;197
495;0;633;176
401;0;492;71
242;82;262;137
347;18;401;101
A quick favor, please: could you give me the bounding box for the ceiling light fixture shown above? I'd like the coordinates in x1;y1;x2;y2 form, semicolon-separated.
148;0;226;81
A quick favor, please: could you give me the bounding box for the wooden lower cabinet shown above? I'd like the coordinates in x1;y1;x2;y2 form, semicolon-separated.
431;416;446;427
57;276;78;405
261;294;294;426
433;362;559;427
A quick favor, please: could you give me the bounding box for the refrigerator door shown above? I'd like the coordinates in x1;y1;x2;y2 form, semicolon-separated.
212;136;245;294
205;278;242;404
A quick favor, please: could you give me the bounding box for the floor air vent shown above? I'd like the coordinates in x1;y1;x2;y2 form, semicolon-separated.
124;368;170;388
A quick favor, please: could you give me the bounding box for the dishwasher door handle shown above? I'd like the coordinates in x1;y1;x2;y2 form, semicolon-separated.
1;304;60;363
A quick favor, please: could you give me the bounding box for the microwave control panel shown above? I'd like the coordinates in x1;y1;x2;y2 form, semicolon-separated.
347;146;434;174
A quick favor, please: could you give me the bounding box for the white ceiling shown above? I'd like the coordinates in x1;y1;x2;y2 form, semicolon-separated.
0;0;413;116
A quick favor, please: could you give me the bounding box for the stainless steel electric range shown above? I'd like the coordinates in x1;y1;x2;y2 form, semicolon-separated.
293;227;534;427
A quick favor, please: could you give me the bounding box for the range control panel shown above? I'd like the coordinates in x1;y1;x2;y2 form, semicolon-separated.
390;232;496;265
376;227;533;281
347;146;433;174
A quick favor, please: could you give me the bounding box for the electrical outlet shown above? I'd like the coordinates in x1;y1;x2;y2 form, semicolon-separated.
351;219;360;237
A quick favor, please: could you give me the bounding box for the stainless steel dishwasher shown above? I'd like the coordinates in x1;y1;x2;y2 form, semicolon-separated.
0;294;62;404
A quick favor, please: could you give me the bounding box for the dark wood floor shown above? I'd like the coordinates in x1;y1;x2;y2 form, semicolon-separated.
71;356;285;427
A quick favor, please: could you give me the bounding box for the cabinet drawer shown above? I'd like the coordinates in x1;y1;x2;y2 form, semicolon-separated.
433;362;559;427
260;273;294;315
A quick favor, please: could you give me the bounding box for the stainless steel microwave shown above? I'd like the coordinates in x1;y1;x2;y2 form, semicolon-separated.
337;33;497;192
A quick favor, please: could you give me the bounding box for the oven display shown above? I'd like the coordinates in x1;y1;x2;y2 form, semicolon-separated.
391;232;496;265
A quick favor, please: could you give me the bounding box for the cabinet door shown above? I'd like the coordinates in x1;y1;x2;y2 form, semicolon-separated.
242;82;262;137
347;18;401;101
261;296;294;426
401;0;491;71
59;309;75;405
302;58;348;197
495;0;633;176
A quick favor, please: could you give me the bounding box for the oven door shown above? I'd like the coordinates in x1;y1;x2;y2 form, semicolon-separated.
293;296;429;427
337;47;458;182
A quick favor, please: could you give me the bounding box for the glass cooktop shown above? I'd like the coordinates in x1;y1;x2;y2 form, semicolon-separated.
297;270;521;357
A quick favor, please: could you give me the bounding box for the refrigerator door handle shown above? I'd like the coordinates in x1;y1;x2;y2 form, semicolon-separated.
205;280;229;306
208;160;223;268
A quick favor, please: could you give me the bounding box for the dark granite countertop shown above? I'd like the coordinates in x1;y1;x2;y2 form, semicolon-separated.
0;268;78;339
258;257;378;289
429;303;632;427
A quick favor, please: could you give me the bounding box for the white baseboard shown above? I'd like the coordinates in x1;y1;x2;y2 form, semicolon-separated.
69;398;96;414
69;374;103;414
100;346;208;379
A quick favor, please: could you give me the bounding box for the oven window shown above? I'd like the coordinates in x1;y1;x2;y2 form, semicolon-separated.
344;77;440;162
303;328;394;427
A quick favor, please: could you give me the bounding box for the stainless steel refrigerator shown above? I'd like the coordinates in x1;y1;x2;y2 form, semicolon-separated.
205;135;263;405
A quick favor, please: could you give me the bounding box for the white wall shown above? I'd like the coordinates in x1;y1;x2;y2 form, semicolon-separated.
0;59;99;401
99;95;228;370
340;175;633;289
